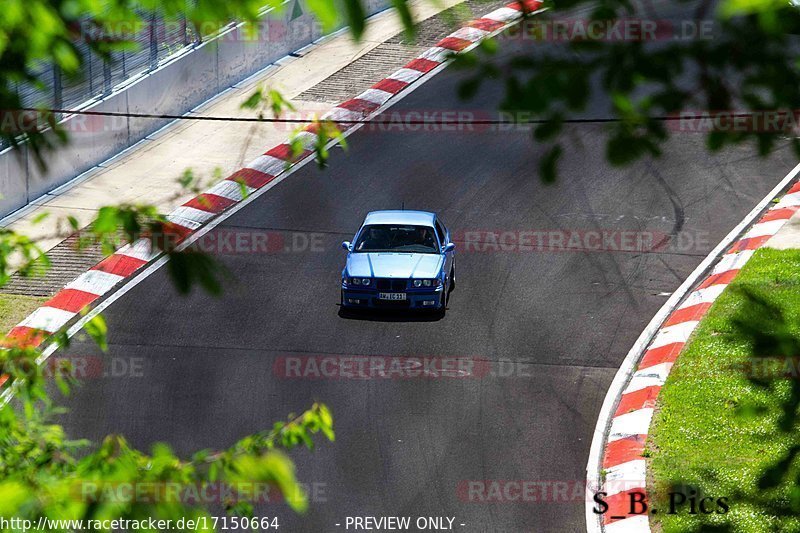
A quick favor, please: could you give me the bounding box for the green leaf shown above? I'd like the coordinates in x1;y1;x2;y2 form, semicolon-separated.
391;0;414;40
533;115;563;142
236;178;251;200
93;206;119;234
539;144;562;183
32;212;50;224
178;168;195;189
241;89;262;110
457;77;482;100
607;131;640;166
342;0;366;40
83;314;108;352
267;89;296;117
611;92;634;115
706;130;727;151
0;483;31;516
228;452;309;513
478;37;497;55
306;0;339;31
166;250;227;296
66;215;79;230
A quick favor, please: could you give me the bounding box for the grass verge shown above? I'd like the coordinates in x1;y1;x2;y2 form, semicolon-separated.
649;248;800;533
0;293;47;334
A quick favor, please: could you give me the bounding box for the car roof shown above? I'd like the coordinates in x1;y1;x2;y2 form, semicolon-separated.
363;210;436;227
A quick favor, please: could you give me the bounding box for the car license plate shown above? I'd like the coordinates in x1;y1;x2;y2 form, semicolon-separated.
379;292;406;301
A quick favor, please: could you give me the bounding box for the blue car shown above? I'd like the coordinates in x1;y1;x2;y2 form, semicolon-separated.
340;210;456;312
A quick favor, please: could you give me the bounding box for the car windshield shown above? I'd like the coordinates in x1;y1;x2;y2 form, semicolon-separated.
353;224;439;253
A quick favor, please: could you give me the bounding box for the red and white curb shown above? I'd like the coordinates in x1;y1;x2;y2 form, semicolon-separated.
0;1;545;378
586;167;800;533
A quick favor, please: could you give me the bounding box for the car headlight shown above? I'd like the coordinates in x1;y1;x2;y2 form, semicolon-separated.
351;277;361;285
361;278;371;286
412;279;440;287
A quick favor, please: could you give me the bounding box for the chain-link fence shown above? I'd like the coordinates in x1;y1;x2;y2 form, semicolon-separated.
0;0;390;219
5;15;203;151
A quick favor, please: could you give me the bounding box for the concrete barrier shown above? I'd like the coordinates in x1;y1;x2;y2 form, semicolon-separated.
0;0;389;219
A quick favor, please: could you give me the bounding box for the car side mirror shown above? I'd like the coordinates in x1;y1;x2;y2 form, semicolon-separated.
443;242;455;253
342;241;351;251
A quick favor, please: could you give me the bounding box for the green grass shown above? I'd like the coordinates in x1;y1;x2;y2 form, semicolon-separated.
0;293;47;334
649;248;800;533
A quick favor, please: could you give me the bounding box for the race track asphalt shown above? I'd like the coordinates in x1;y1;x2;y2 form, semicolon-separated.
52;2;800;531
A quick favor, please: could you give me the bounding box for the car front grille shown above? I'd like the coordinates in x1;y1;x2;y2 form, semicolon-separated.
375;279;407;291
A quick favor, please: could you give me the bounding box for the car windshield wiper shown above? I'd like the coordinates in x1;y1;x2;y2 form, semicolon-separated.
354;247;437;253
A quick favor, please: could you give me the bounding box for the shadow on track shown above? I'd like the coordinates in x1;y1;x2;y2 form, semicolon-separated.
337;305;447;322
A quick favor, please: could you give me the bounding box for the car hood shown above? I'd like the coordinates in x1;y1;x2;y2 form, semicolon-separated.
346;252;443;279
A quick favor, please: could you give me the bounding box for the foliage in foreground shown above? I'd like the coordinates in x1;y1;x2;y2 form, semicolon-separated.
649;248;800;533
0;335;335;528
8;0;800;182
0;188;334;530
4;0;800;529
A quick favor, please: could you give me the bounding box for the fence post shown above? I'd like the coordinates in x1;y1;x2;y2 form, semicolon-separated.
182;17;190;46
103;59;112;95
149;14;159;70
53;66;63;117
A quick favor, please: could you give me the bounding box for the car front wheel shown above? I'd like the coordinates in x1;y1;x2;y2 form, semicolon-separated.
436;289;447;317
